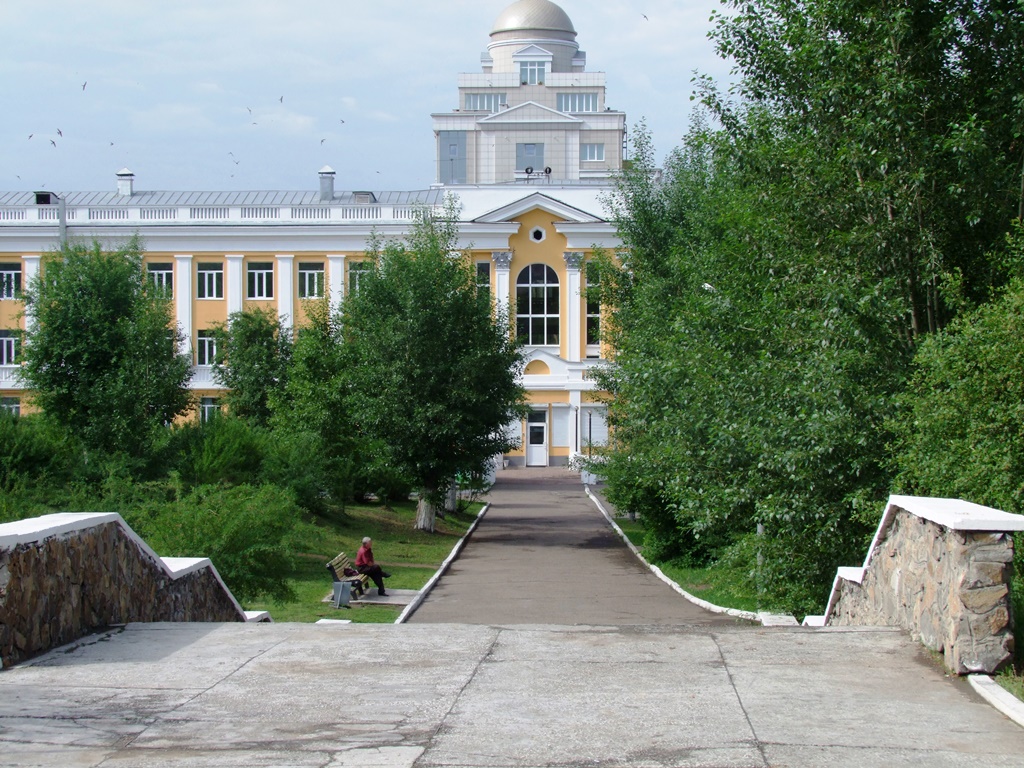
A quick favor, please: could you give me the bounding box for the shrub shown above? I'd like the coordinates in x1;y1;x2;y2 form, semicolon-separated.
130;484;300;603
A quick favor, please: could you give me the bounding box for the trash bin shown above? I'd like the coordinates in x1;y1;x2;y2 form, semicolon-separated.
332;580;352;608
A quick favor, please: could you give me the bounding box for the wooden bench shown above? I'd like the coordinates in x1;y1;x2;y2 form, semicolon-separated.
326;553;369;606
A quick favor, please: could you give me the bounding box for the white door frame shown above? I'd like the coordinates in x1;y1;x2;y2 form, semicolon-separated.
526;410;549;466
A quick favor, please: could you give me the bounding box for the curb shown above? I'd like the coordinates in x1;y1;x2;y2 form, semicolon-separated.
968;675;1024;728
584;485;764;624
394;501;491;624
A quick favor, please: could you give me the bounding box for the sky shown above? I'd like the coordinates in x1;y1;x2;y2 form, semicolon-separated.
1;0;735;195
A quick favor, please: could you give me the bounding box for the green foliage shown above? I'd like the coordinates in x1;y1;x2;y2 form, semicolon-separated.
269;298;366;504
128;483;301;603
20;237;193;458
594;0;1024;612
213;308;292;426
341;200;527;527
169;416;267;488
0;413;76;495
891;226;1024;513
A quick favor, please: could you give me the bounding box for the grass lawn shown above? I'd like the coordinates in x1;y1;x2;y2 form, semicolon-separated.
246;499;480;623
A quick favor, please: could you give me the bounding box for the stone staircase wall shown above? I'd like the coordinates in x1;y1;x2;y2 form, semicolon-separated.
806;496;1024;675
0;512;266;669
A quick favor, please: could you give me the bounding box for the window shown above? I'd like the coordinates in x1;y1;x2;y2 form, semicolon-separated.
586;270;600;347
196;331;217;366
476;262;491;298
147;262;173;297
516;143;545;171
0;331;16;365
197;263;224;299
520;61;545;85
465;93;506;112
298;262;325;299
247;262;274;299
557;93;598;112
0;397;19;417
516;264;560;346
348;261;372;295
0;264;21;300
581;143;605;162
200;396;220;423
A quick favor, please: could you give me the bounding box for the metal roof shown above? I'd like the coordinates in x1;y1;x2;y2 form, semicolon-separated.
0;189;447;207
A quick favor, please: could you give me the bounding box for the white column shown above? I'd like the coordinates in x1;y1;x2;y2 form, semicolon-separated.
492;251;512;317
174;254;193;356
569;390;582;457
564;252;583;362
22;256;40;331
276;254;294;330
327;254;346;311
225;254;244;317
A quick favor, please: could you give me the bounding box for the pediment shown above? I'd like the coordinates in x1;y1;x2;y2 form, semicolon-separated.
523;347;571;377
478;101;581;125
511;44;554;60
473;192;604;224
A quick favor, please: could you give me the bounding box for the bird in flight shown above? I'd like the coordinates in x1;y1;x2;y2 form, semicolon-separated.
50;139;56;147
321;138;326;145
339;119;345;124
81;81;87;90
27;134;33;140
279;96;284;103
56;129;62;137
642;14;648;20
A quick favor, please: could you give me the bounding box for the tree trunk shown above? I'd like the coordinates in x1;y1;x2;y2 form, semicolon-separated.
415;489;437;532
444;480;458;516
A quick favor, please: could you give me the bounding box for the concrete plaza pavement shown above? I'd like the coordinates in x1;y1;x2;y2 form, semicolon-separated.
2;467;1024;767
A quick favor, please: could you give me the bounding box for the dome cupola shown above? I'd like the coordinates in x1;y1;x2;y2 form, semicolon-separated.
491;0;576;39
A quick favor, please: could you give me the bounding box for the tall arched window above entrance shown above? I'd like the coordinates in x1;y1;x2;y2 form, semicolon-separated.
516;264;560;346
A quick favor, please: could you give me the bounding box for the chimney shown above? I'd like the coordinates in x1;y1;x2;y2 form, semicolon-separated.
318;166;336;201
116;168;135;197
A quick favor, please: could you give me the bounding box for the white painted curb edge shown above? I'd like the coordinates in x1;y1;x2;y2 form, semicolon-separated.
395;502;491;624
968;675;1024;728
584;485;764;624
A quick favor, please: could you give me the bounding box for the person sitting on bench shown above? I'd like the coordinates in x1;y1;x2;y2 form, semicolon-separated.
356;536;391;596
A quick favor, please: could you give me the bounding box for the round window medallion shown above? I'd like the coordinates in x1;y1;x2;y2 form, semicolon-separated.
530;227;546;243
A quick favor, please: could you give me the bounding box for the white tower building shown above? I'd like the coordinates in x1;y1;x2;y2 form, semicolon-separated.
432;0;626;185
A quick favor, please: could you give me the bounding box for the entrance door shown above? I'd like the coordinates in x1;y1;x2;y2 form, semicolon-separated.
526;410;548;466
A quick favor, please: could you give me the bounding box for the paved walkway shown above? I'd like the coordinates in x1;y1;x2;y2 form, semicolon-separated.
3;467;1024;767
410;466;734;625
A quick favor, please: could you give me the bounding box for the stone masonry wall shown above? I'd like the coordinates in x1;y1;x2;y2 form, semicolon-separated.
830;508;1014;674
0;521;243;669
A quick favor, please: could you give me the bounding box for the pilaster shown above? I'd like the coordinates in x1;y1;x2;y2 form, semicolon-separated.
174;254;193;356
564;251;583;362
225;254;244;317
276;254;294;330
327;254;346;311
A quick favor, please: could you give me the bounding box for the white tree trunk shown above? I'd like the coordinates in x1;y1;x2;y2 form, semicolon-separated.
415;490;437;532
444;480;458;516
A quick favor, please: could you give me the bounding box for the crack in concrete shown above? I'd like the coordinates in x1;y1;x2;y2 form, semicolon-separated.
416;627;502;765
711;631;769;768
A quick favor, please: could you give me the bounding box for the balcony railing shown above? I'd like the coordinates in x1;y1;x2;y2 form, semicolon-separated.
0;204;436;227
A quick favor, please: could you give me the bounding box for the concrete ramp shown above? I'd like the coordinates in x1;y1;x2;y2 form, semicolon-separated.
2;622;1024;766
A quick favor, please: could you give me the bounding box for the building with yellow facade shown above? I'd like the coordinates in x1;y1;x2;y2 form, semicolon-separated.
0;0;619;468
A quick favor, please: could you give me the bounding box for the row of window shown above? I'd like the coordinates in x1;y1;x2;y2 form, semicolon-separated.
146;261;331;301
462;92;600;114
511;143;605;173
0;263;600;361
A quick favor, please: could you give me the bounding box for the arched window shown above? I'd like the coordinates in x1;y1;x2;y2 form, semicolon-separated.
516;264;559;346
